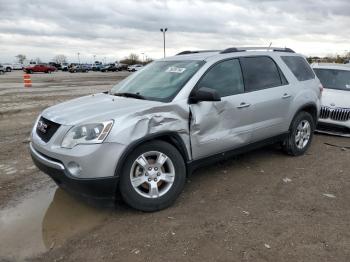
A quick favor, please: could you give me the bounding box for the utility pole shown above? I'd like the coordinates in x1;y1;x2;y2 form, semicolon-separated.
160;28;168;58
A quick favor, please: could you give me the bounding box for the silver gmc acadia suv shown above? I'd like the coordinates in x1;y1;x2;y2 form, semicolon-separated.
30;47;322;211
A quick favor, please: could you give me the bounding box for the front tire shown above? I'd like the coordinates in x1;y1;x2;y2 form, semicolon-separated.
282;111;315;156
119;140;186;212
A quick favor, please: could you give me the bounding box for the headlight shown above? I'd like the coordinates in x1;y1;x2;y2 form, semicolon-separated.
61;120;114;148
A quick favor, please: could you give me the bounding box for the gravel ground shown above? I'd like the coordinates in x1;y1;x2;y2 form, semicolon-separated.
0;71;349;262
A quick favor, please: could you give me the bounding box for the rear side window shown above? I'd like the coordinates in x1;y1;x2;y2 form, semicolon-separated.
281;56;315;81
197;59;244;97
240;56;284;92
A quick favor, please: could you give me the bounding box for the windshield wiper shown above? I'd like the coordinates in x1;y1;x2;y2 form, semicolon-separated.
113;92;145;100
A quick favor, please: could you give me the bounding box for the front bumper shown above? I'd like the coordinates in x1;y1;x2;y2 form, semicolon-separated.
30;143;119;200
316;120;350;137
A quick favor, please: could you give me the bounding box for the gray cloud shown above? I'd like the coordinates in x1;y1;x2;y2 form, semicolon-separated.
0;0;349;63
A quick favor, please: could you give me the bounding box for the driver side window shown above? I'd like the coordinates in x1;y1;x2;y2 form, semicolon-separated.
197;59;244;97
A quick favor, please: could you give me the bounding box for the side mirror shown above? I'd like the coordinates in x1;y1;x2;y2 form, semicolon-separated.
189;87;221;103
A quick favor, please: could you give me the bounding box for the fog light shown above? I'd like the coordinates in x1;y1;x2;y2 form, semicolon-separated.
67;161;82;177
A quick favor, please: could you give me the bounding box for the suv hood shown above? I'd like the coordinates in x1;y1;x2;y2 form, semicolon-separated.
42;93;163;125
321;88;350;108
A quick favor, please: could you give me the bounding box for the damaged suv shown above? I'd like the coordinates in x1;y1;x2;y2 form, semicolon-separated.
30;47;321;211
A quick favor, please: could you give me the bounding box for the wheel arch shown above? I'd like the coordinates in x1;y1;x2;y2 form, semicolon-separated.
290;103;318;129
114;132;190;178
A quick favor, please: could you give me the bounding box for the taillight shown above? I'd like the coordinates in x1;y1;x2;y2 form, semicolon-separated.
319;84;324;92
319;83;323;98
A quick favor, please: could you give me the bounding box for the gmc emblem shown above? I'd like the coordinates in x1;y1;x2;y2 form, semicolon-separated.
37;120;48;133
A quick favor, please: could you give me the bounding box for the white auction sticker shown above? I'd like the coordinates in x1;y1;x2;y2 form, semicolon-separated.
166;67;186;73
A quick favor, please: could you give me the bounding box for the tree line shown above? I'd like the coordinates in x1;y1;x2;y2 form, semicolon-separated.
307;52;350;64
13;53;153;65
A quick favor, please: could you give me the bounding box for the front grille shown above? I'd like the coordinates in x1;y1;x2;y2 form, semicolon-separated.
320;107;330;119
319;106;350;121
36;117;61;142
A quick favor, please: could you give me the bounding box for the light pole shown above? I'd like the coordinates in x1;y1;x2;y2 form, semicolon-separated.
93;55;96;64
141;52;145;63
77;52;80;65
160;28;168;58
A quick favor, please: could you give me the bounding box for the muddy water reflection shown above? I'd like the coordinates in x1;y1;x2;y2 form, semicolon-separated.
0;186;111;261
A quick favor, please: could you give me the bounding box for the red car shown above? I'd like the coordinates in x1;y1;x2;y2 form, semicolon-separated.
24;64;56;74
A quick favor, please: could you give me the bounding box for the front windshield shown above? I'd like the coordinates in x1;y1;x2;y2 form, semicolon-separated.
111;60;205;101
314;68;350;91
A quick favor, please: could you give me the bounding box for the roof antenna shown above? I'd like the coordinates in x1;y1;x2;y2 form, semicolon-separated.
268;42;272;50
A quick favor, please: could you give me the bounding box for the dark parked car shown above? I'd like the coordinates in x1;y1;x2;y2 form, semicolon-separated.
49;62;61;70
92;63;103;71
101;64;118;72
24;64;56;74
69;65;89;73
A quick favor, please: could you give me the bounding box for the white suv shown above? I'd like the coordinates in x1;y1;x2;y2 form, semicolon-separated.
127;64;143;72
312;63;350;136
30;47;322;211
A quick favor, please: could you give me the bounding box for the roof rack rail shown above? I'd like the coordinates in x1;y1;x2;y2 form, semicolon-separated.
220;47;295;54
176;50;220;56
220;48;239;54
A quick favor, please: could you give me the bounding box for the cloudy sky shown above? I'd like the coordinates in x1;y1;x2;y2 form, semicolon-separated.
0;0;349;63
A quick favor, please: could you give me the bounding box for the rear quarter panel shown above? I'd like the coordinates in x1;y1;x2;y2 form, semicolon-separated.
273;54;321;130
287;78;321;126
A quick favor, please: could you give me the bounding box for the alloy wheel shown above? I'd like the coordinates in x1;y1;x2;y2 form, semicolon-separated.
295;120;311;149
130;151;175;198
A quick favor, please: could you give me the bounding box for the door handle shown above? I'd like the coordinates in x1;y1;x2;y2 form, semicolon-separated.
282;93;291;99
236;102;251;109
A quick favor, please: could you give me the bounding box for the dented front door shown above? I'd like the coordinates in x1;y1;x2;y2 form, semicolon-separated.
189;93;254;160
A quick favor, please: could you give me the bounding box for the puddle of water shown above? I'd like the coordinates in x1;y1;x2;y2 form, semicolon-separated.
0;186;111;261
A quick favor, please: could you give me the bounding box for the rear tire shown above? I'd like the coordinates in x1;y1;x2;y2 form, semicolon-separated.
119;140;186;212
282;111;315;156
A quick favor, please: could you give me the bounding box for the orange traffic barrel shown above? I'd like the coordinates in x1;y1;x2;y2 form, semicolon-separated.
23;74;32;88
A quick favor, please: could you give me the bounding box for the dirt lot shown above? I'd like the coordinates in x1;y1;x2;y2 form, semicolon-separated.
0;71;349;262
